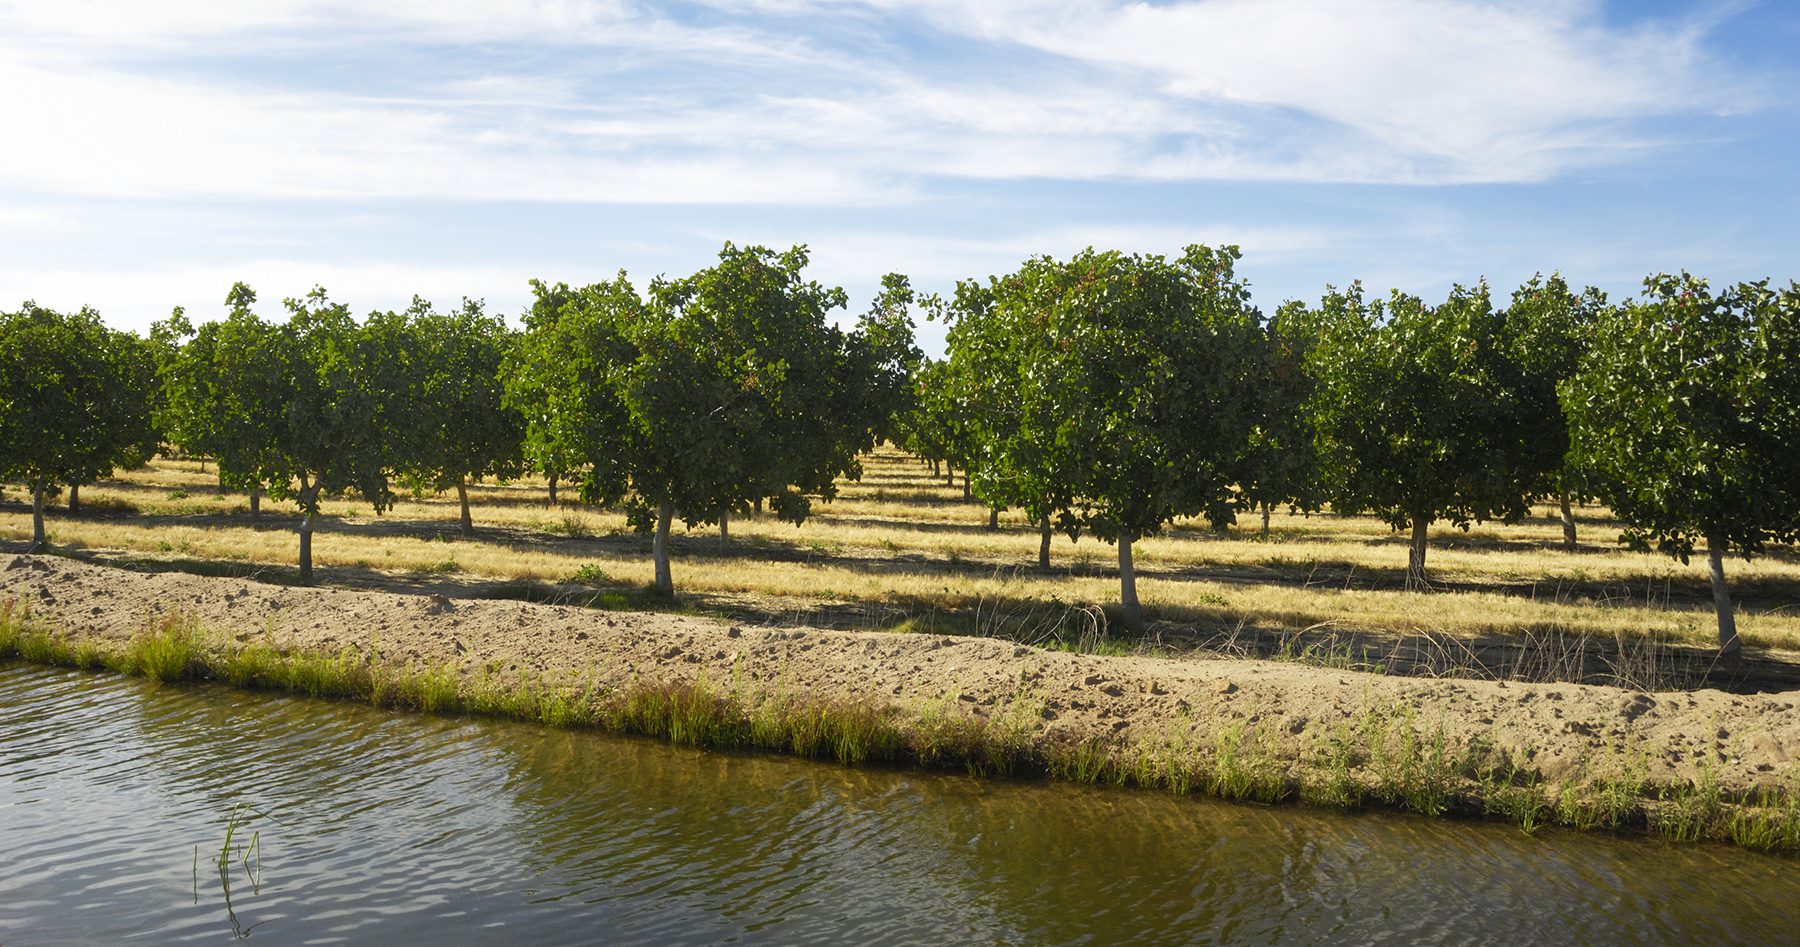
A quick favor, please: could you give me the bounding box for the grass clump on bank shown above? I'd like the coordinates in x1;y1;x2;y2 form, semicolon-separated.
5;598;1800;855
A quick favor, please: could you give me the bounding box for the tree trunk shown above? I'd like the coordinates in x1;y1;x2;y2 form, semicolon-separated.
962;473;971;501
1708;530;1740;655
456;476;472;535
1559;492;1577;550
30;478;47;551
930;459;939;478
719;511;729;549
250;486;261;522
218;470;227;496
754;496;763;515
297;481;318;585
945;465;955;488
652;502;674;597
68;482;80;514
1118;533;1142;629
547;472;558;506
298;513;314;584
1260;500;1272;537
987;507;999;531
1406;514;1431;591
1038;516;1052;570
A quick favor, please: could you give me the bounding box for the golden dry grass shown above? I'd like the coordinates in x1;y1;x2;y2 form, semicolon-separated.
5;446;1800;652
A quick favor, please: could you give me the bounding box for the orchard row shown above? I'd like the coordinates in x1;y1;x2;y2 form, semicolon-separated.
4;243;1797;652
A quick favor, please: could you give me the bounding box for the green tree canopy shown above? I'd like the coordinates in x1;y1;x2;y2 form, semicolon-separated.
898;357;978;490
159;283;289;518
267;287;407;582
954;245;1261;626
504;278;610;503
512;244;871;596
0;302;157;548
1236;299;1327;534
1307;282;1542;590
392;297;525;533
949;264;1079;566
1499;274;1606;548
843;273;925;451
1563;273;1800;653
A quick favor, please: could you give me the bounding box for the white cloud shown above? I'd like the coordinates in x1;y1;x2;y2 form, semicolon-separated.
0;57;896;204
778;222;1345;289
812;0;1750;182
0;0;1761;209
0;259;546;333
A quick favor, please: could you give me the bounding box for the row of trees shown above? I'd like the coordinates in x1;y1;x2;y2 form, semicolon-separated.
1;244;917;591
153;284;527;581
5;243;1797;653
899;252;1800;652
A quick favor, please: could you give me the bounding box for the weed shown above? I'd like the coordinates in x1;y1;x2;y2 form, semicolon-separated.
567;564;610;586
1726;789;1800;852
126;613;206;682
1210;723;1287;803
558;515;594;539
402;663;464;713
1299;723;1364;809
1046;736;1118;784
1363;706;1455;816
538;682;601;729
1652;762;1725;841
1477;763;1549;833
911;698;1030;776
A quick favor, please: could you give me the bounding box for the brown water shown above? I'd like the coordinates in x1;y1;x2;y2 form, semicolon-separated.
2;663;1796;945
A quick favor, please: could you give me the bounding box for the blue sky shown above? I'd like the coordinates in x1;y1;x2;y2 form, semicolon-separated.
2;0;1796;353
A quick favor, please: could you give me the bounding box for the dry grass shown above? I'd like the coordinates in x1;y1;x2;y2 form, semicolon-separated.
6;448;1800;657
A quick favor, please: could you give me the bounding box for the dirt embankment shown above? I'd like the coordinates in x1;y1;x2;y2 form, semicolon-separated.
5;552;1799;795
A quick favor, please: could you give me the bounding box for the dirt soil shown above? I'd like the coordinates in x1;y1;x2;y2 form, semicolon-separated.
6;552;1800;794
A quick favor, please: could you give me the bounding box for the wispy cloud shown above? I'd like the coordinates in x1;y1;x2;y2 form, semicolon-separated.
0;0;1755;207
722;222;1348;289
0;259;543;331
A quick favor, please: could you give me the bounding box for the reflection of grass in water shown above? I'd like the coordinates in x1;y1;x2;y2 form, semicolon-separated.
9;600;1800;854
192;802;267;939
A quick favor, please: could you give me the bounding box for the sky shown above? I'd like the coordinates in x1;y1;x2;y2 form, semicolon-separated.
2;0;1797;353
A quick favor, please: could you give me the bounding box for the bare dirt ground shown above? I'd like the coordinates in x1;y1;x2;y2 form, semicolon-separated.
6;551;1800;795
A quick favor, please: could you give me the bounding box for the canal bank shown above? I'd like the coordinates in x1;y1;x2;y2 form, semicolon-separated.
5;552;1800;850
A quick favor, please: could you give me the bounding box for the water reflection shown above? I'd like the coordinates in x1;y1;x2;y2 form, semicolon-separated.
2;664;1795;945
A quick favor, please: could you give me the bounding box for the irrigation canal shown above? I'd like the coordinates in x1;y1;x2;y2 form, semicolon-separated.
2;663;1795;944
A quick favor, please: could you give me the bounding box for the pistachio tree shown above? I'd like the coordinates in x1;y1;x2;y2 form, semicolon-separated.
1500;274;1605;549
1236;299;1326;534
398;298;524;533
505;279;600;505
949;264;1078;567
266;288;404;583
636;243;856;572
159;283;288;519
1308;282;1539;590
959;246;1260;626
510;245;865;596
844;273;925;450
0;303;157;548
1564;274;1800;654
898;358;977;489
